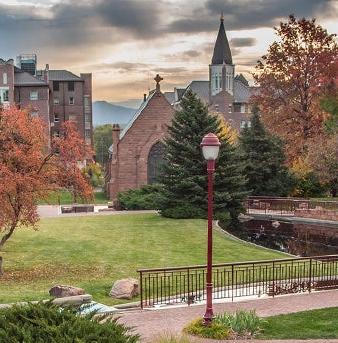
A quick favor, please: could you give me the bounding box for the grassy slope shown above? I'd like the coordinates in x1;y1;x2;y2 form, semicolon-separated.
0;214;285;305
260;307;338;339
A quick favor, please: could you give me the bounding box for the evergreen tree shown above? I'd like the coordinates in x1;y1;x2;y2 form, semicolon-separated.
160;90;247;222
238;108;294;196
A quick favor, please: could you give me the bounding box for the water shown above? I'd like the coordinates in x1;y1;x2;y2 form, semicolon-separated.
234;219;338;256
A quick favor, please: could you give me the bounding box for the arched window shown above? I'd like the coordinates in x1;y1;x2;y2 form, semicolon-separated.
147;142;166;184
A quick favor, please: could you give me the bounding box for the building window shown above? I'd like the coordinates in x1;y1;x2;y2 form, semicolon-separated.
54;114;60;122
53;81;59;91
247;120;252;128
54;130;60;137
85;129;91;138
240;120;247;129
0;89;9;102
69;114;77;122
85;113;91;122
30;91;38;100
84;96;90;107
54;97;60;105
240;104;246;113
228;104;232;113
69;96;74;105
3;73;7;85
68;81;74;91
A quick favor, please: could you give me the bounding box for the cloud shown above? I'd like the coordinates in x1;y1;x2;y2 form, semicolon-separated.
168;0;338;33
230;38;256;47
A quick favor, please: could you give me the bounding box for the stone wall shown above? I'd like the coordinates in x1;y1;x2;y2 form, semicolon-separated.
294;208;338;221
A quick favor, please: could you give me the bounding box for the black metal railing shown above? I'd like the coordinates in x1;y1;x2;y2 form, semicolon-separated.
138;255;338;308
245;196;338;216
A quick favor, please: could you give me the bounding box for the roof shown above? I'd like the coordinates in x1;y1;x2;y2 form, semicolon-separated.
176;88;186;100
186;81;209;103
233;79;252;103
164;91;175;104
48;70;83;81
211;17;232;65
235;74;249;86
14;67;48;86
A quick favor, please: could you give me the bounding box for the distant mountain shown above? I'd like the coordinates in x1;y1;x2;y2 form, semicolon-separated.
113;99;143;109
93;101;136;127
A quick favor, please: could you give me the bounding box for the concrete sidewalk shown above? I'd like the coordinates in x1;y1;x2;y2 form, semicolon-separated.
120;290;338;342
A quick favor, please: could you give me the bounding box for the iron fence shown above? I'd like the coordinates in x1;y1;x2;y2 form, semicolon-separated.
138;255;338;308
245;196;338;216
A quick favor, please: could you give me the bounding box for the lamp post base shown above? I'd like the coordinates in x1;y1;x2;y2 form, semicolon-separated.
203;282;214;325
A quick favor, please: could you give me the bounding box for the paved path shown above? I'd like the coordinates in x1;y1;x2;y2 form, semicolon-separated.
120;290;338;342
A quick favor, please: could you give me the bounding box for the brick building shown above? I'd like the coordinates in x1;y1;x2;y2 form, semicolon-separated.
106;16;257;200
106;76;174;201
0;57;93;148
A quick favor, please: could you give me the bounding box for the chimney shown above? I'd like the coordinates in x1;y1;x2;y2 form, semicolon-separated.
112;124;120;154
143;93;147;102
44;64;49;83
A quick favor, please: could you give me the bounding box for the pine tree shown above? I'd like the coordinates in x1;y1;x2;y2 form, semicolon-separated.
160;90;247;222
238;108;293;196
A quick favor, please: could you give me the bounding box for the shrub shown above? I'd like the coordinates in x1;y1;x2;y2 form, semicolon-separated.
0;301;139;343
215;310;263;338
183;318;230;340
117;184;165;210
160;204;206;219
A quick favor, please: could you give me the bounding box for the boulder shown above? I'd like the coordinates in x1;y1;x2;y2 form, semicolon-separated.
49;285;85;298
109;278;139;299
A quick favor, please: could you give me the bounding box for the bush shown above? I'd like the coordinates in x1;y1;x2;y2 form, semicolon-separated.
184;310;263;340
117;184;165;210
215;310;263;338
291;172;327;198
183;318;230;340
0;302;139;343
160;204;206;219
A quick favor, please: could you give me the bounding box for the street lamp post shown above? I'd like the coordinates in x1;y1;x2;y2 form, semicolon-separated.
201;133;221;325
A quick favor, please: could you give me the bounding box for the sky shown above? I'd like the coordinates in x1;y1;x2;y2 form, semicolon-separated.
0;0;337;104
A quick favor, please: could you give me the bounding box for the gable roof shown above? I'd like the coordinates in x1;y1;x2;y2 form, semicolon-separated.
211;17;232;65
119;90;157;140
164;91;175;104
14;67;48;86
233;79;252;103
48;70;83;81
186;80;209;103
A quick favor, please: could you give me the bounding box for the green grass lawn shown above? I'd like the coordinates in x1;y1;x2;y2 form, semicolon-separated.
0;214;286;305
37;190;108;205
260;307;338;339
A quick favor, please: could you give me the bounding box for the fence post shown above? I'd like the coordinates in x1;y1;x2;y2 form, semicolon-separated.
140;271;143;309
309;258;312;293
272;261;275;297
231;264;234;302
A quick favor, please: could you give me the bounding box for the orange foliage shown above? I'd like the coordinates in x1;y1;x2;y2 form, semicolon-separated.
0;107;93;250
253;15;338;163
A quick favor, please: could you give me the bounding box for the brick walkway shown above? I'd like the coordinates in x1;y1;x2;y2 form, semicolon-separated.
120;290;338;342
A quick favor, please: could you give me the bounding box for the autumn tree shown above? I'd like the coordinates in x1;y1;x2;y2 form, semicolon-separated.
254;15;338;162
0;107;93;274
307;133;338;197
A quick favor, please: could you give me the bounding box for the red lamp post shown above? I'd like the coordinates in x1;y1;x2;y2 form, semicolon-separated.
200;133;221;325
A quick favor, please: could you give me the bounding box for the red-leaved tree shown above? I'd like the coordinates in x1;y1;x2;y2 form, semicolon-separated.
253;15;338;162
0;107;93;274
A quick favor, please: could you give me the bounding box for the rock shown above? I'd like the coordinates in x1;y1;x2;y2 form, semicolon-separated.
49;285;85;298
109;278;139;299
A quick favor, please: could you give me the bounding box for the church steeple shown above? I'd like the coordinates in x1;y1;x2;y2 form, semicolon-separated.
209;14;235;97
211;14;232;65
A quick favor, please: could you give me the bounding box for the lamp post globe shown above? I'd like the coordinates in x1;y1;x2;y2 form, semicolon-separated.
200;133;220;325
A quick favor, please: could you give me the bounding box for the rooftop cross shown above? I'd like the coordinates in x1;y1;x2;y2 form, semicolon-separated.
154;74;163;92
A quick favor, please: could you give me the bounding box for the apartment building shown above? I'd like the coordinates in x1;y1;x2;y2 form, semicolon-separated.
0;57;93;148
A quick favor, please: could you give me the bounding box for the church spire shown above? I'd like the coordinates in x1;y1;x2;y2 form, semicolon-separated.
211;14;232;65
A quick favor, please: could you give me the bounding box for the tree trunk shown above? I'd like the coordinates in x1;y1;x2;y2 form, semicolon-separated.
0;256;3;276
